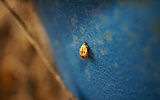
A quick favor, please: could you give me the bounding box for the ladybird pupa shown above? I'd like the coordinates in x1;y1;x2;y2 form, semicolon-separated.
79;42;89;59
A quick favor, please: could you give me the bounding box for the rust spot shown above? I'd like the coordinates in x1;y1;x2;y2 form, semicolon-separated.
106;31;112;41
106;34;111;41
80;27;84;33
101;48;107;54
98;40;103;44
106;34;110;39
81;37;84;41
73;35;78;43
71;17;77;27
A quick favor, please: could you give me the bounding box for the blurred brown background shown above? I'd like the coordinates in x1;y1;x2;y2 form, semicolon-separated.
0;0;76;100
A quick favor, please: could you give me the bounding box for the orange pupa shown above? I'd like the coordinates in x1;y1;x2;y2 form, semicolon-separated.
79;42;89;59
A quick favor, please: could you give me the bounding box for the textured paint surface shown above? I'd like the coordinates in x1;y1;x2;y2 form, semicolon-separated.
34;0;160;100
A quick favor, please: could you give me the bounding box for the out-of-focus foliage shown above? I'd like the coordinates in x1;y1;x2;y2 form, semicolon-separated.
0;0;77;100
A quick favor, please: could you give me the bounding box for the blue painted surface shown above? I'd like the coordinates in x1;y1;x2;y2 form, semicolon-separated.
34;0;160;99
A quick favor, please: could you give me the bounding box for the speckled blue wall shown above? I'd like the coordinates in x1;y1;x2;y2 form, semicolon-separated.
34;0;160;99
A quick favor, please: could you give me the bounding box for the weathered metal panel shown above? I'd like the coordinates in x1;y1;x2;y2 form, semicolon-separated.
34;0;160;99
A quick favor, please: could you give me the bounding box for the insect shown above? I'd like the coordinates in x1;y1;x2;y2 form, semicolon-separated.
79;42;89;59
